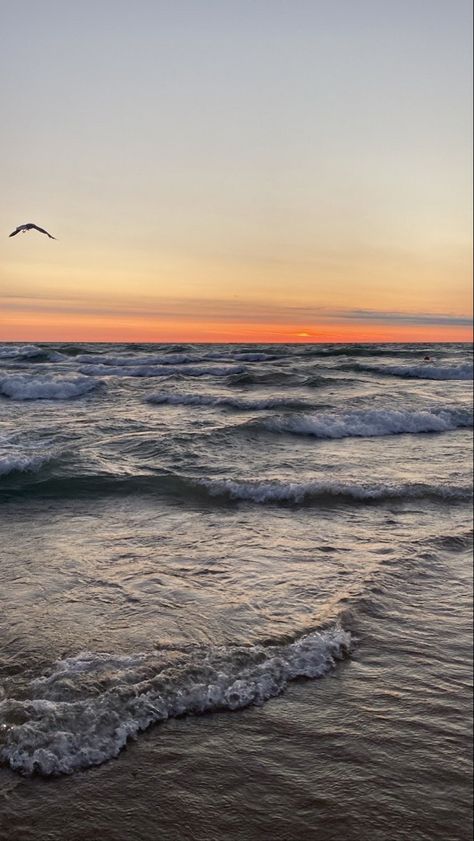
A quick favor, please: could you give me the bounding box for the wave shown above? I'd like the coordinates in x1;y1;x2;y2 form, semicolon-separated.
0;450;57;477
426;530;473;552
77;351;275;368
225;370;336;388
0;627;350;775
0;375;102;400
54;345;94;357
200;350;276;362
295;344;436;359
225;370;296;386
259;407;473;439
303;375;350;388
77;352;200;366
0;344;63;364
147;392;314;411
79;364;245;378
77;350;276;366
346;362;473;380
0;344;46;360
196;477;471;504
4;471;470;505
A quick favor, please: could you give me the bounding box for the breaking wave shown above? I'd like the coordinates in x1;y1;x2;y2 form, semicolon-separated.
0;345;64;363
147;392;313;411
0;375;102;401
0;627;350;775
0;450;57;477
0;344;46;360
5;472;469;505
259;407;473;439
196;477;471;504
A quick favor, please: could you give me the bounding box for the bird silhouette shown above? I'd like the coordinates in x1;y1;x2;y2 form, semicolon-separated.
9;223;56;239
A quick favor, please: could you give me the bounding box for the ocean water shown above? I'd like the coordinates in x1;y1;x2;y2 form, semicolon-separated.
0;341;472;840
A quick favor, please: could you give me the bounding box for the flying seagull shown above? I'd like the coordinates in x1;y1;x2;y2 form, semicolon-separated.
9;223;56;239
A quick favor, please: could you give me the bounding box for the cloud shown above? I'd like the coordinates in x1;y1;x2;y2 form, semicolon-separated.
327;309;473;326
0;293;472;329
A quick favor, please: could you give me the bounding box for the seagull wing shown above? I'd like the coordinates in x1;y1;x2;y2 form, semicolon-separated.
9;223;56;239
30;224;56;239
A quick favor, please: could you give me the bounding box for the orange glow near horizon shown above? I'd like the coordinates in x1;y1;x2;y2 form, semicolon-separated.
2;3;471;351
1;310;472;344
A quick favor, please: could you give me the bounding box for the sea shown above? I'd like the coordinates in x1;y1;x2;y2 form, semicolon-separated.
0;341;472;841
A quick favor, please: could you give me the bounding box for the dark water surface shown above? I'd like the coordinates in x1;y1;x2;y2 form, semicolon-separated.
0;342;472;840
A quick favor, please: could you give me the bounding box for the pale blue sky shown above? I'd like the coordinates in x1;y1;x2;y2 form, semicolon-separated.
1;0;472;340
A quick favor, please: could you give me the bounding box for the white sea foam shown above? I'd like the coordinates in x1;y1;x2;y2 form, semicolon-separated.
0;375;101;400
79;364;245;378
0;627;350;775
0;451;55;477
196;477;471;503
261;407;473;439
355;362;473;380
0;344;45;360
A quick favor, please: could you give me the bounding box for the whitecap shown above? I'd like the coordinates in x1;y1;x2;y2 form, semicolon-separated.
196;477;470;504
0;450;56;477
0;344;45;360
0;374;102;400
147;392;312;410
261;407;473;439
0;627;350;775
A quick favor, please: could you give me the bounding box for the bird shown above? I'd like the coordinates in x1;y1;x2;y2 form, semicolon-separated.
9;223;56;239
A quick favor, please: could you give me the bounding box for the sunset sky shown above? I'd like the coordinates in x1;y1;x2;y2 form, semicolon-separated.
1;0;472;343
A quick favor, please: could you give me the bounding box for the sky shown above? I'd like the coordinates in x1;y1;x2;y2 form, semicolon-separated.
0;0;472;343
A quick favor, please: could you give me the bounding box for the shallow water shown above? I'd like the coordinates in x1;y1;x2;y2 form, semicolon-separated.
0;342;472;839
